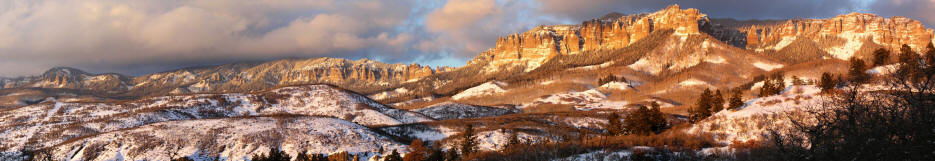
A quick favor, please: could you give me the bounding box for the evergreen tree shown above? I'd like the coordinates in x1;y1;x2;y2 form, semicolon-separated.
459;124;477;157
711;90;725;112
647;102;667;133
872;48;890;67
605;112;624;135
624;103;668;135
296;151;311;161
760;77;775;97
444;149;459;161
898;44;924;82
251;148;291;161
503;130;521;151
329;151;349;161
426;145;445;161
690;89;713;123
728;90;744;110
384;150;403;161
819;72;836;93
774;73;786;94
403;139;427;161
848;57;869;84
925;42;935;68
624;105;650;135
792;76;805;85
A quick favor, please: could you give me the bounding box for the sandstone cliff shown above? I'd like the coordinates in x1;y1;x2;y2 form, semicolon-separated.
468;5;710;71
737;13;934;59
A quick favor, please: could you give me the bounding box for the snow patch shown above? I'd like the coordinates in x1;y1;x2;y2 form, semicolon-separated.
753;62;784;71
678;79;710;87
452;81;507;100
772;36;796;50
704;56;726;64
600;81;630;90
824;32;868;59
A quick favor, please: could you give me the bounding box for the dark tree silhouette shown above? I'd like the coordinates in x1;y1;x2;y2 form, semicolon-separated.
819;72;836;93
728;90;745;110
460;124;478;157
403;139;427;161
605;112;624;135
847;57;869;84
690;89;713;123
384;150;403;161
872;48;890;67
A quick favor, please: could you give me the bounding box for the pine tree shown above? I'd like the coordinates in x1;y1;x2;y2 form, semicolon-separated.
711;90;725;112
459;124;477;157
624;105;651;135
872;48;890;67
792;76;805;85
252;148;291;161
404;139;427;161
898;44;923;81
503;130;521;151
426;147;445;161
774;73;785;94
444;149;459;161
690;89;713;123
384;150;403;161
296;151;311;161
728;90;744;110
760;78;775;96
647;102;667;133
329;151;349;161
820;72;836;93
605;112;624;135
925;42;935;68
848;57;869;84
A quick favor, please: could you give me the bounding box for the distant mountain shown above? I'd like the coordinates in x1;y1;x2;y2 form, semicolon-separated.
0;58;453;107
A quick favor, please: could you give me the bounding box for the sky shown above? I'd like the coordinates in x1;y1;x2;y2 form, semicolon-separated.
0;0;933;77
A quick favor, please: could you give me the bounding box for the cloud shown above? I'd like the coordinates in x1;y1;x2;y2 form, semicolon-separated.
0;0;418;76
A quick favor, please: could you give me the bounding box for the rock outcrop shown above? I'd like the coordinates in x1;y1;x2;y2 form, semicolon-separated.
736;13;934;58
0;58;451;97
468;5;709;71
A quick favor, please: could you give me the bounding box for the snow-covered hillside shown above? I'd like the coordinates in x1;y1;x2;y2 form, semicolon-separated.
46;116;404;161
0;85;429;158
413;102;519;120
689;85;826;144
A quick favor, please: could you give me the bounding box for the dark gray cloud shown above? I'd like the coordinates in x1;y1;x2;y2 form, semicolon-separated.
0;0;931;76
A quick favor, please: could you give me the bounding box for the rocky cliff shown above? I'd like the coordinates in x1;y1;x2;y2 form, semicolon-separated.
736;13;934;59
468;5;935;71
0;58;451;98
468;5;709;71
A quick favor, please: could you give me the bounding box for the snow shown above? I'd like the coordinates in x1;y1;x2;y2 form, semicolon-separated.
600;81;630;90
369;87;410;100
523;89;628;110
772;36;796;50
690;85;826;144
0;85;432;154
868;64;898;75
413;102;518;120
753;62;784;71
556;150;632;161
824;32;868;59
677;79;710;87
47;116;405;161
572;62;613;71
452;81;507;100
704;56;726;64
